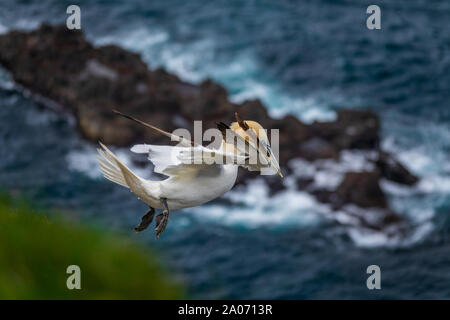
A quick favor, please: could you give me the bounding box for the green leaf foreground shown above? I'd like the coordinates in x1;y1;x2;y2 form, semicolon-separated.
0;193;184;299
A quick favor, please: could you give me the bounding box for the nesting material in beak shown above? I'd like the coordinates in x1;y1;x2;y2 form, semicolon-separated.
276;169;284;178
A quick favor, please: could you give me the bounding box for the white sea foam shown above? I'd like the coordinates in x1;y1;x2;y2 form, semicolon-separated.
95;28;169;56
94;27;205;83
67;146;103;179
95;25;338;123
348;222;434;248
418;176;450;194
1;18;40;33
381;176;450;196
191;179;324;229
289;150;376;190
380;179;417;196
382;136;450;195
383;138;432;174
231;79;337;123
287;150;437;248
66;144;150;180
348;228;400;248
0;67;14;90
0;21;7;34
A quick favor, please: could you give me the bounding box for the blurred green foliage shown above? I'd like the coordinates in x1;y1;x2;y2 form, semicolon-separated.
0;193;183;299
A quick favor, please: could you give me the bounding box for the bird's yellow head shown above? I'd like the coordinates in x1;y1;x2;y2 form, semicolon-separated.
221;113;283;178
230;120;269;144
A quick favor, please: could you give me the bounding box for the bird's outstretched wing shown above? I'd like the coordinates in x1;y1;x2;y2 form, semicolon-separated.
113;109;261;157
131;144;248;177
113;110;196;147
97;142;156;199
113;110;251;176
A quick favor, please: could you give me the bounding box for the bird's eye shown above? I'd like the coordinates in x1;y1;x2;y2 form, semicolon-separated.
265;145;271;157
261;140;271;158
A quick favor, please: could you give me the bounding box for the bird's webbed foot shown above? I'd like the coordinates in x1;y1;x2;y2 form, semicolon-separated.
155;198;170;239
134;207;155;232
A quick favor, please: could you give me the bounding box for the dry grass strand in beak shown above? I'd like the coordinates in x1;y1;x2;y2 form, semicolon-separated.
235;112;249;130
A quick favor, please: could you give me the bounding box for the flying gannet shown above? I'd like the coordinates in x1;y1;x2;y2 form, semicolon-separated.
96;111;282;238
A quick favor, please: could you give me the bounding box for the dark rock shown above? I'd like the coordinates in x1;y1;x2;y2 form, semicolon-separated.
336;171;387;208
298;137;338;161
310;171;386;209
265;175;286;196
311;109;380;150
310;171;405;231
376;151;418;185
0;24;382;164
349;207;405;232
235;168;260;187
296;177;314;190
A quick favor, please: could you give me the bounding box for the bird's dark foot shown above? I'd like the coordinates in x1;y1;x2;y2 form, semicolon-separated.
155;198;170;239
134;207;155;232
155;211;169;239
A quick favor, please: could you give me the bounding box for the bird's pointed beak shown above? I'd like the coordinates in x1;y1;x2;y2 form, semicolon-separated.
259;142;283;178
270;155;283;178
276;168;284;178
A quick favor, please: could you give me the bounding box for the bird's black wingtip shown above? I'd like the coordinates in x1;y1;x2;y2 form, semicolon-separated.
216;121;230;129
112;109;125;116
216;122;230;137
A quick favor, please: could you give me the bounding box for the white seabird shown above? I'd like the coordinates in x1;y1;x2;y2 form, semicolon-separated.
97;111;282;238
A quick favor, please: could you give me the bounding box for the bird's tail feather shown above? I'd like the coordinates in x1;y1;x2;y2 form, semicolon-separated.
97;142;141;190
